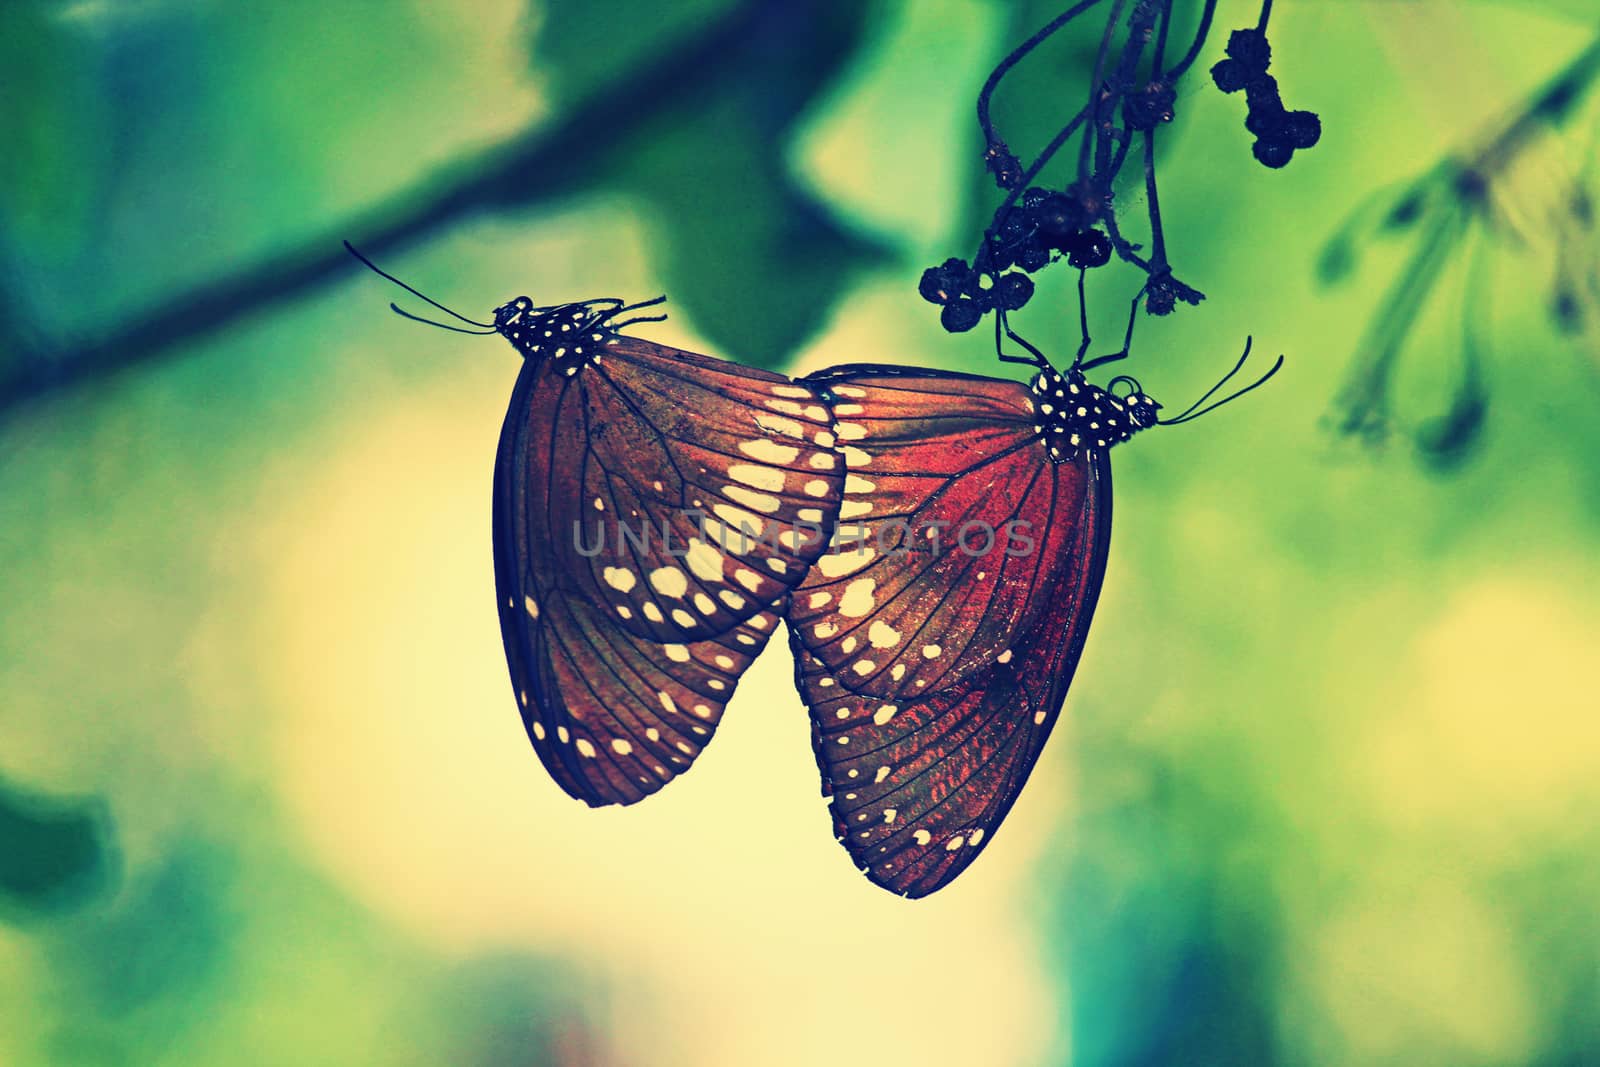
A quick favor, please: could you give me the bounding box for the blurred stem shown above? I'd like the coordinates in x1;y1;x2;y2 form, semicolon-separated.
1332;202;1469;441
1468;27;1600;178
0;0;781;419
1077;0;1129;185
977;0;1109;150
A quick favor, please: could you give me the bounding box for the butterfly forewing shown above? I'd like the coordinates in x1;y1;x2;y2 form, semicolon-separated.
787;368;1090;701
548;338;843;642
790;448;1109;896
495;337;813;806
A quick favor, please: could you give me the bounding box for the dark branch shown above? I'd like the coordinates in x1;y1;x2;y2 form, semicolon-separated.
0;1;779;419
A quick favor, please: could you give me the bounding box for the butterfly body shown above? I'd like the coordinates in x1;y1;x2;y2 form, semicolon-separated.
494;296;622;376
1029;364;1160;460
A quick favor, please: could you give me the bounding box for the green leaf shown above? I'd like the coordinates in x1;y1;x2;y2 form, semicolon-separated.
0;774;116;917
531;1;895;367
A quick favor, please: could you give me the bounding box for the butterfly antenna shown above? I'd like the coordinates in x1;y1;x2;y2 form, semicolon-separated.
1160;337;1285;425
388;303;497;335
1163;336;1255;421
344;240;496;329
610;313;669;331
617;294;668;315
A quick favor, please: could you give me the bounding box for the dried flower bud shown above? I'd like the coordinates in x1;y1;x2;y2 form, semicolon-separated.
1225;28;1271;72
984;140;1025;190
940;297;985;332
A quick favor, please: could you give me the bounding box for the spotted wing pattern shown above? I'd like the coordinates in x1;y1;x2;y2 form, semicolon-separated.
787;367;1093;701
495;337;837;806
546;336;844;643
783;365;1112;896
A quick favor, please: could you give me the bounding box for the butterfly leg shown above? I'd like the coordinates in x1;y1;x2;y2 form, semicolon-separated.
1074;268;1092;363
1076;284;1148;372
995;309;1050;368
607;295;670;331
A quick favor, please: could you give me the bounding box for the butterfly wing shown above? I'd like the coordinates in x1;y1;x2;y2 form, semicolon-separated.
495;339;831;805
782;364;1111;895
786;366;1092;700
551;337;843;642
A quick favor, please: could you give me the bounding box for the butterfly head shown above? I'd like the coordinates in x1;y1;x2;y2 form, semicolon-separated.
492;295;538;330
1107;375;1162;428
1030;367;1161;462
493;298;613;375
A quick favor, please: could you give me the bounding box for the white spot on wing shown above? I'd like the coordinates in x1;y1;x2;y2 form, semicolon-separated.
727;464;787;493
738;438;800;464
838;578;878;618
713;503;766;538
817;548;876;578
725;486;782;514
867;620;901;648
685;539;726;583
756;413;805;438
649;567;689;598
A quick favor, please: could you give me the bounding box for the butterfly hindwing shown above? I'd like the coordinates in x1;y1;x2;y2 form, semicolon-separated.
791;446;1110;896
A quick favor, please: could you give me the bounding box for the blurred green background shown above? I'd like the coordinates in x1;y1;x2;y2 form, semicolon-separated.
3;2;1597;1065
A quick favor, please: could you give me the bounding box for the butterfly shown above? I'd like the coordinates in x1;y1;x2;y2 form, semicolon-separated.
782;343;1279;896
345;244;844;806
